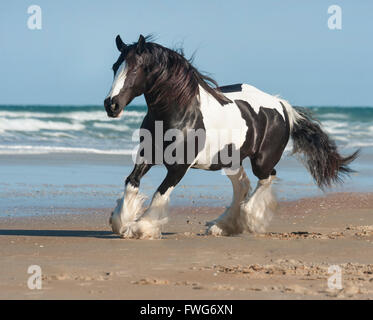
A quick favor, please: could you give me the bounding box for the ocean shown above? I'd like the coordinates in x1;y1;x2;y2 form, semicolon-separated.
0;105;372;217
0;105;372;155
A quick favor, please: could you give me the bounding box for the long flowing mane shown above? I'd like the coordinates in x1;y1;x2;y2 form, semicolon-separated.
140;40;232;108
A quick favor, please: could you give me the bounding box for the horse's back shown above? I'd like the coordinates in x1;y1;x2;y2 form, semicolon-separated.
219;83;286;120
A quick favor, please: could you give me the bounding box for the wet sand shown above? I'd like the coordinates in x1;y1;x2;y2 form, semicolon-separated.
1;192;373;299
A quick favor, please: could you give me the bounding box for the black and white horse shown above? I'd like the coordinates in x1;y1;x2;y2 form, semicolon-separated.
104;35;358;239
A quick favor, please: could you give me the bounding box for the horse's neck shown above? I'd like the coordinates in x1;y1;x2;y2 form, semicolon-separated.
144;91;200;126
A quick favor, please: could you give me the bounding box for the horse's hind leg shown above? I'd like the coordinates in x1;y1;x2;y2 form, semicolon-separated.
240;155;280;233
240;107;290;233
207;166;251;236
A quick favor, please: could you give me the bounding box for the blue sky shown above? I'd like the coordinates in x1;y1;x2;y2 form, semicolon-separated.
0;1;372;106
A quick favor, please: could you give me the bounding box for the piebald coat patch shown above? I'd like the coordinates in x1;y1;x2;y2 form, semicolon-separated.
223;84;285;119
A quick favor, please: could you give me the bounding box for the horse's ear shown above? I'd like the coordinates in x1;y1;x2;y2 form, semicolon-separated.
115;35;126;51
136;34;146;54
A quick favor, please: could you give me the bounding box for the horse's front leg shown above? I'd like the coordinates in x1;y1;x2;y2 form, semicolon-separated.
121;164;190;239
110;162;152;235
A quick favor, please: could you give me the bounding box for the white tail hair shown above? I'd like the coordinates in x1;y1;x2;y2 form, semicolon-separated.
278;98;304;131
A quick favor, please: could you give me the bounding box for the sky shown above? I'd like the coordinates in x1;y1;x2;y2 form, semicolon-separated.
0;0;372;106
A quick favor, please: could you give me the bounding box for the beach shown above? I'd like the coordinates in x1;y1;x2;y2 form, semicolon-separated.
1;105;373;299
2;0;373;303
1;192;373;299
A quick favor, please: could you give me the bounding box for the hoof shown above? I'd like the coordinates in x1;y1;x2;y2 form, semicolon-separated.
118;220;162;240
206;221;244;237
207;224;226;236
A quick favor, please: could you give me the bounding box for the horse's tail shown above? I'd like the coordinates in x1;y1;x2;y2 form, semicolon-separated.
281;101;359;189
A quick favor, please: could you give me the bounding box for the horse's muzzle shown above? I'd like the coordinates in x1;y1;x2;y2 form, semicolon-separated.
104;97;123;118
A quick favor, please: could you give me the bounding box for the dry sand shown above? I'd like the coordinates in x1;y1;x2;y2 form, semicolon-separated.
1;192;373;300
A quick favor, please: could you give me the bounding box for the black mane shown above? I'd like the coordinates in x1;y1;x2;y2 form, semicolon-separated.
129;39;232;108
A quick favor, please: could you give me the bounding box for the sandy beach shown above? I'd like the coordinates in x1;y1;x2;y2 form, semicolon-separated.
1;192;373;300
2;0;373;305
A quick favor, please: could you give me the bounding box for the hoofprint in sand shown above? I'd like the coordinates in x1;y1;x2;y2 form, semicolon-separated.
1;192;373;299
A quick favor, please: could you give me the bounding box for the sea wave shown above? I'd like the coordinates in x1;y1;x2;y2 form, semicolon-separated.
0;110;145;122
0;145;135;155
317;113;349;120
0;118;85;132
0;105;372;155
93;122;130;131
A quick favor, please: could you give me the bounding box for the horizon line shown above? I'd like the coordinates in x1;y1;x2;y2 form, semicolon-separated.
0;104;373;108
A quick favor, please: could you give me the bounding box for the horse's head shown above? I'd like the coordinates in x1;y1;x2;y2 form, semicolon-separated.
104;35;148;118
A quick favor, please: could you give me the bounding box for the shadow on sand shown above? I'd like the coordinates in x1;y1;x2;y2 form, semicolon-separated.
0;229;177;239
0;229;117;239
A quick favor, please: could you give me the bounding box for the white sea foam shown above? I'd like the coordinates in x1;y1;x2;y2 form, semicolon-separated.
345;141;373;148
0;118;85;133
41;132;77;138
93;122;130;131
0;110;145;122
0;145;135;155
318;113;349;120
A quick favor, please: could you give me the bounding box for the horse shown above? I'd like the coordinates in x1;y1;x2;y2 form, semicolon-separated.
104;34;359;239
